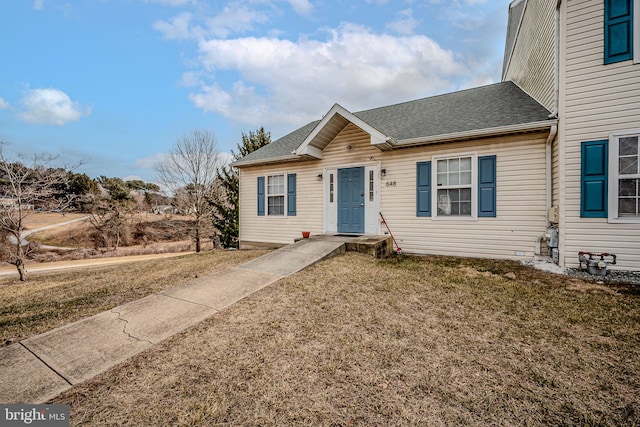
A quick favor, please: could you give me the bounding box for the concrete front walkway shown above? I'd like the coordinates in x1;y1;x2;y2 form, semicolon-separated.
0;239;346;404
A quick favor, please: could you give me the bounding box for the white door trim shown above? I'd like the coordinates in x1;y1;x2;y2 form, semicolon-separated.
323;161;381;234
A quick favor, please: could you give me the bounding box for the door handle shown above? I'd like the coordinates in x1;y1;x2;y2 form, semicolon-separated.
360;203;365;207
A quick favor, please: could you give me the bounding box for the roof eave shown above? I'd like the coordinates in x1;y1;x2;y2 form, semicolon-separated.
232;154;301;168
294;104;389;157
388;119;558;149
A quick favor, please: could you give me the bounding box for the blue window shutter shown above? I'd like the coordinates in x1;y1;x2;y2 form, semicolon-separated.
581;140;608;218
257;176;265;216
287;174;297;216
416;161;431;217
604;0;633;64
478;155;497;217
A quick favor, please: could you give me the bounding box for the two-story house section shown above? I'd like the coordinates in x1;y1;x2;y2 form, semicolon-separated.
505;0;640;270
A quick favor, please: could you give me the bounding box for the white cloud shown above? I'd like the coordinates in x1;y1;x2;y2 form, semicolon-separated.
286;0;313;15
218;151;234;166
458;74;494;91
205;4;269;38
135;151;233;180
386;9;419;35
135;152;168;169
145;0;194;6
188;23;470;128
154;4;269;40
0;97;9;110
19;88;92;126
122;175;147;182
154;12;198;40
179;71;204;87
33;0;44;10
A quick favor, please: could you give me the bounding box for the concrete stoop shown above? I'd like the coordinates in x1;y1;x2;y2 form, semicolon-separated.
298;233;394;259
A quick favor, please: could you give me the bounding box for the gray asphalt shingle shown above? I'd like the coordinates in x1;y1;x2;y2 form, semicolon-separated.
236;81;552;166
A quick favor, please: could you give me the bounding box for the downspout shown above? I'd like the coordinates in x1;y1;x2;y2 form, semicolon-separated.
549;0;562;264
549;0;560;215
546;123;558;218
537;0;562;256
537;123;557;256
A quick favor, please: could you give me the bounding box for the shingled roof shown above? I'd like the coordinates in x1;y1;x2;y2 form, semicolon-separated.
234;81;553;167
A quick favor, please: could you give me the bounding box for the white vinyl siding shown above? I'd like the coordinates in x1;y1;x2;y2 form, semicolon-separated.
239;124;550;261
379;133;547;260
503;0;557;112
560;0;640;270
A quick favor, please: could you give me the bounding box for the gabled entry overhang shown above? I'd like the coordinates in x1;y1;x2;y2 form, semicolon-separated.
293;104;389;159
292;104;558;160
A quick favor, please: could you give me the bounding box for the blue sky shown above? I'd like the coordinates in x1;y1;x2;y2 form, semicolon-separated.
0;0;510;182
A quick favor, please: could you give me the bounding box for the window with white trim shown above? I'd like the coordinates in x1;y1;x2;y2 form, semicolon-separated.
329;173;334;203
267;174;285;216
369;170;374;202
610;130;640;220
434;155;476;218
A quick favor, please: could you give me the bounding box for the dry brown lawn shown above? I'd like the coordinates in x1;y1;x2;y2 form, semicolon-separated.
29;212;194;248
22;212;89;230
44;253;640;426
0;250;268;346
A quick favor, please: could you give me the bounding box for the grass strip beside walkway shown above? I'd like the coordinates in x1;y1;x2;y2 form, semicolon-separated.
0;250;268;346
49;253;640;426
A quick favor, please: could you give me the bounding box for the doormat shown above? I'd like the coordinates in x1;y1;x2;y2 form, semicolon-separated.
334;234;363;237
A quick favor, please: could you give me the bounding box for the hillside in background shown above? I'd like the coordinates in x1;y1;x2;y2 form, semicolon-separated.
22;212;207;263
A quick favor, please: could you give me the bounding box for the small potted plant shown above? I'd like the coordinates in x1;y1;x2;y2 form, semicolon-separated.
301;231;311;238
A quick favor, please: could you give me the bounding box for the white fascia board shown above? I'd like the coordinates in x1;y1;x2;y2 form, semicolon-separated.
232;154;300;168
295;144;323;159
293;103;388;156
392;119;558;148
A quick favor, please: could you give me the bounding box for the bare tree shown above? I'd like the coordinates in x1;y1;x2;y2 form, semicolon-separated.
0;142;73;281
87;198;136;251
155;130;225;252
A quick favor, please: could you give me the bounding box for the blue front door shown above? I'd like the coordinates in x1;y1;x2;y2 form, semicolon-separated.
338;167;365;234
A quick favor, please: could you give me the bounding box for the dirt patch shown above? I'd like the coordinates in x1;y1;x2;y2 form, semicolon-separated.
565;279;618;294
50;253;640;425
22;212;89;230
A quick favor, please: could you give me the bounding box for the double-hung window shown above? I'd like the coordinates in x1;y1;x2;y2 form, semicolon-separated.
257;173;296;217
435;155;474;217
267;174;285;216
581;130;640;221
416;154;496;219
610;130;640;220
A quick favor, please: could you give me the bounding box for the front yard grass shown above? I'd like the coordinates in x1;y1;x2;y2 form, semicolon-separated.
0;250;268;346
47;252;640;426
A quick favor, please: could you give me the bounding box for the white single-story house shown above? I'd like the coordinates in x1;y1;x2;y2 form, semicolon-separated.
234;81;558;262
234;0;640;271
